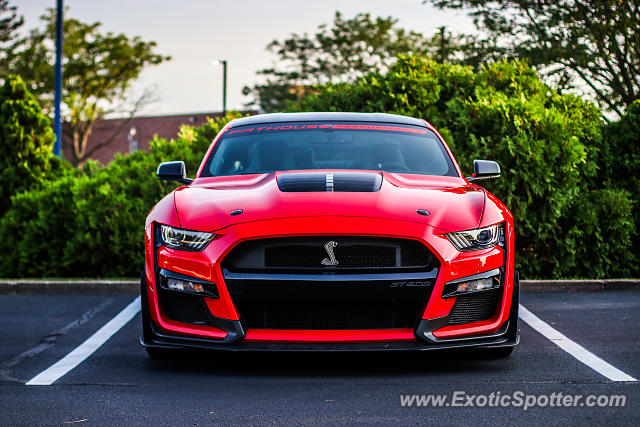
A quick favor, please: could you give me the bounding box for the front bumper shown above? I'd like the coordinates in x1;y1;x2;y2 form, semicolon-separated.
141;274;519;351
142;216;518;351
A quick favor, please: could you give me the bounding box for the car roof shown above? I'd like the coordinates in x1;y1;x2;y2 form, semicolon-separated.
229;112;427;128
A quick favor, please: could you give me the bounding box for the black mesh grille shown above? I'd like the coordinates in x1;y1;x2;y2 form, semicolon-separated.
265;244;398;268
447;288;502;326
232;299;424;329
157;289;211;326
225;237;435;272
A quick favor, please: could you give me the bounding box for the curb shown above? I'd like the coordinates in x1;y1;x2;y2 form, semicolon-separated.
0;279;639;294
520;279;640;292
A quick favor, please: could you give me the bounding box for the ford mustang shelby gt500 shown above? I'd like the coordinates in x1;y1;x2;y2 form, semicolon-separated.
141;112;518;357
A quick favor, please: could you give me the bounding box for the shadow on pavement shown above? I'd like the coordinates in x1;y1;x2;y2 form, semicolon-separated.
141;347;515;378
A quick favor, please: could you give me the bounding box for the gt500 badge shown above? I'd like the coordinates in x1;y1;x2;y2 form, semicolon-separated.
390;281;432;288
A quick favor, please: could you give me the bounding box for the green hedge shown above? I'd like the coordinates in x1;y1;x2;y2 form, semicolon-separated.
291;57;637;279
0;115;240;277
598;100;640;267
0;61;637;279
0;76;60;217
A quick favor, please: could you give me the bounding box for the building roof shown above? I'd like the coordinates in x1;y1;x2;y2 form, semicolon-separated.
73;112;228;165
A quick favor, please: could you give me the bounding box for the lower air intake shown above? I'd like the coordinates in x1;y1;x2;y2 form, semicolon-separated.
231;298;426;330
447;288;502;326
157;289;211;326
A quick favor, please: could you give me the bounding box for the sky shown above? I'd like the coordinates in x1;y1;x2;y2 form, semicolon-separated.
17;0;475;116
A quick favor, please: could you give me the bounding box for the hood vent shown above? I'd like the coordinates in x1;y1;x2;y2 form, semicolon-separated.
277;172;382;193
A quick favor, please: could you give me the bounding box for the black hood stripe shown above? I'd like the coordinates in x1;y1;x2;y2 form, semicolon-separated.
277;172;383;193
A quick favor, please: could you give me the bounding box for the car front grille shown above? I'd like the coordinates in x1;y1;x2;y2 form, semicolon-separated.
225;236;436;272
447;288;502;326
222;236;439;330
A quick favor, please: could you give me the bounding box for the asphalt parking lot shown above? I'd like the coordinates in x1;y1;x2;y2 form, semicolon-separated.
1;291;638;426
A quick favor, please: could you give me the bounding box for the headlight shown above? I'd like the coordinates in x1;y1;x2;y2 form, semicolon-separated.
445;224;500;252
160;225;214;251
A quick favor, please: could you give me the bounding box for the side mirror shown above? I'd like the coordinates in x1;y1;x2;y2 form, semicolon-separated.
157;161;193;185
466;160;500;182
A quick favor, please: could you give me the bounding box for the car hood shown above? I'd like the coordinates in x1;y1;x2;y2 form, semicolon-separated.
174;171;485;233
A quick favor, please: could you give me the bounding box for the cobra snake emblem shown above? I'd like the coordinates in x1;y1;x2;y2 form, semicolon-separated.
321;241;339;266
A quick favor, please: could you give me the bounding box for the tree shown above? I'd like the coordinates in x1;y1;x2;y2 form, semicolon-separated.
0;0;22;66
599;100;640;196
244;12;433;112
597;100;640;252
0;0;21;46
0;75;56;216
291;56;636;278
424;0;640;116
3;8;169;166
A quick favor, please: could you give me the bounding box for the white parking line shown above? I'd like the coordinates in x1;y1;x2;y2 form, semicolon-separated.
23;296;637;385
26;296;141;386
519;304;637;382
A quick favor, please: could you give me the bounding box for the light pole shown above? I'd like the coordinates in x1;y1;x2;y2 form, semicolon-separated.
53;0;63;157
212;60;227;116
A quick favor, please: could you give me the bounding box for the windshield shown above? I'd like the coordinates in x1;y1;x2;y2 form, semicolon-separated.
200;121;458;177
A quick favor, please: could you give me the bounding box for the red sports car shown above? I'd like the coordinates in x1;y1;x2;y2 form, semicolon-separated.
141;112;519;357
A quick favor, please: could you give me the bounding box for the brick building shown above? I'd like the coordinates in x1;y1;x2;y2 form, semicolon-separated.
66;111;230;165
